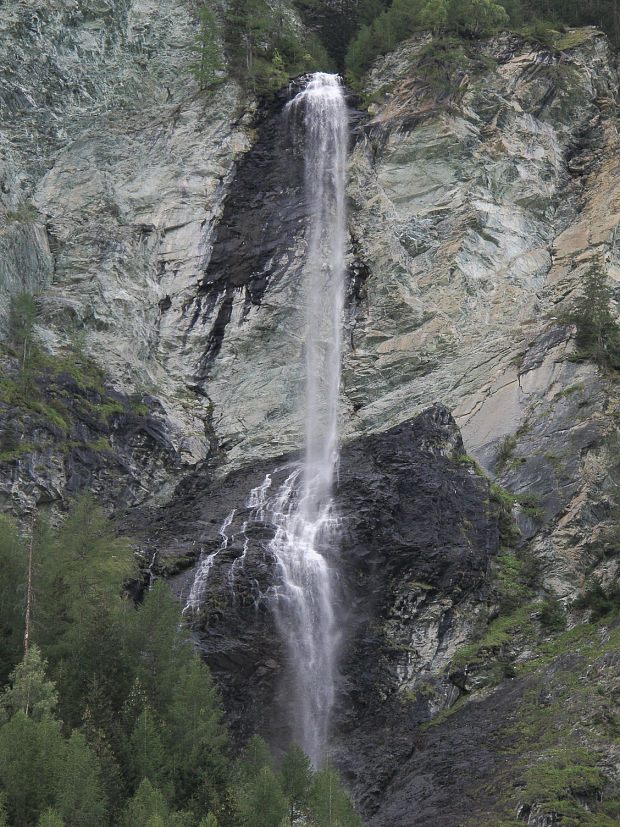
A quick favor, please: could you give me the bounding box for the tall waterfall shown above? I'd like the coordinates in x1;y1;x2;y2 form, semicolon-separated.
270;72;347;765
186;73;347;767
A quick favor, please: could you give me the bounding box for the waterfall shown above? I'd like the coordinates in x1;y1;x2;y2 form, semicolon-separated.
270;72;347;765
186;72;347;767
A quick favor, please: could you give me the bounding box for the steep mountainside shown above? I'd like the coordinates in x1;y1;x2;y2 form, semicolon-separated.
0;1;618;823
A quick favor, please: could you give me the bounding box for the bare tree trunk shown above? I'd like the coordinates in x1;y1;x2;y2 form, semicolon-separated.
24;511;34;652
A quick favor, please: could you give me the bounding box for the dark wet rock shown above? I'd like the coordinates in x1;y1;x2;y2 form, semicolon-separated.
127;404;499;810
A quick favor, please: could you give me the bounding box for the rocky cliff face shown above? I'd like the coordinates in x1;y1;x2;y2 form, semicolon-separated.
0;0;250;494
1;2;618;823
128;404;500;810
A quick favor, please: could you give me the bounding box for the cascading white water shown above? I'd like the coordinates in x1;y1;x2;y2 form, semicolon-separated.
183;509;235;614
185;72;347;767
269;72;347;765
292;73;347;511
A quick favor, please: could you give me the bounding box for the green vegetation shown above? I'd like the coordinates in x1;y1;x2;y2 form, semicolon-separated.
189;0;330;98
495;434;517;475
190;3;224;91
489;482;544;546
538;593;566;632
187;0;620;96
345;0;509;85
5;202;37;224
495;550;535;611
451;603;536;672
573;579;620;620
522;749;606;823
7;293;37;373
0;497;360;826
452;452;486;476
563;259;620;372
344;0;620;88
0;292;155;466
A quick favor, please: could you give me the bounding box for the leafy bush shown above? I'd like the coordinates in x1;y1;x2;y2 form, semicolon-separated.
539;594;566;632
573;581;620;621
495;434;517;474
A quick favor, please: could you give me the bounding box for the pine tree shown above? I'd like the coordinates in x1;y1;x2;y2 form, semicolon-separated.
168;656;229;814
191;3;223;90
48;492;133;610
0;711;64;825
81;708;126;820
568;260;620;370
0;517;27;684
236;734;273;783
279;742;312;823
451;0;509;35
121;778;170;827
0;644;58;723
132;580;193;717
239;765;288;827
36;809;65;827
7;292;37;372
56;731;107;826
420;0;449;31
128;706;170;794
0;793;9;827
308;762;361;827
0;648;63;824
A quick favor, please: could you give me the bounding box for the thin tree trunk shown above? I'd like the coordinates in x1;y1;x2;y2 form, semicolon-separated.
24;511;34;652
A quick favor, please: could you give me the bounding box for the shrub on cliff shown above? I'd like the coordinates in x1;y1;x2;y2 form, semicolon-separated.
565;260;620;372
345;0;509;84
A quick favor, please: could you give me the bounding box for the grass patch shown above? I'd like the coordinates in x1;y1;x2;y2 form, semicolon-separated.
129;394;149;417
86;437;113;453
5;202;37;224
0;442;37;463
451;603;538;672
554;28;595;50
453;453;486;477
495;551;533;611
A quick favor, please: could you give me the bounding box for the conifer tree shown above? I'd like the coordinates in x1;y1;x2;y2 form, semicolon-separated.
0;517;27;684
128;706;170;795
279;742;312;823
309;762;361;827
56;731;107;826
0;648;63;824
0;644;58;723
0;711;64;825
132;580;193;716
168;655;229;814
569;260;620;370
0;794;9;827
191;3;223;90
81;708;126;820
36;809;64;827
121;778;170;827
8;292;37;372
239;765;288;827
